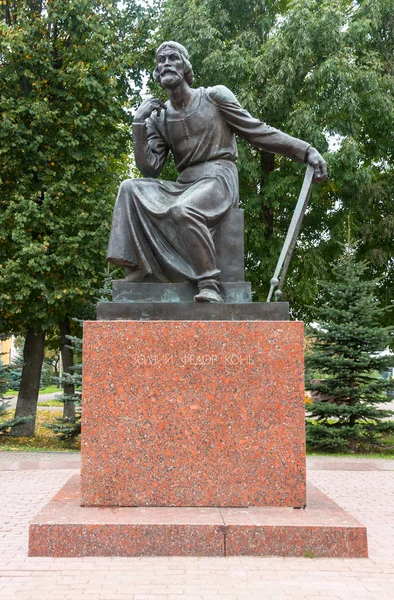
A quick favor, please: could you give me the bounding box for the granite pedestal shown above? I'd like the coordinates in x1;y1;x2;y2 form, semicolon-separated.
81;320;306;508
28;307;368;557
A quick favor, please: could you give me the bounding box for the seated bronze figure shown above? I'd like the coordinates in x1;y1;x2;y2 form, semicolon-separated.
107;41;327;303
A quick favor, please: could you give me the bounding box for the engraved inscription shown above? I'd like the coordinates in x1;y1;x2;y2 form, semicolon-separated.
129;353;255;366
181;354;219;365
130;354;175;366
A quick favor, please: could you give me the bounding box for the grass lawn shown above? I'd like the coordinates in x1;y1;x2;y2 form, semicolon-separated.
37;399;64;407
307;448;394;459
0;410;80;452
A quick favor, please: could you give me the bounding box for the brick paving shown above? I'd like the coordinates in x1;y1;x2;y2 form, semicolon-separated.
0;452;394;600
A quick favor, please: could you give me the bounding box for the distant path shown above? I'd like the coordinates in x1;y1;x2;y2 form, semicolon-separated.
7;391;393;412
7;391;62;411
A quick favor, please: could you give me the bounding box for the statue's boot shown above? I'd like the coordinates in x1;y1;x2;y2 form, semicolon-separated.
194;278;223;303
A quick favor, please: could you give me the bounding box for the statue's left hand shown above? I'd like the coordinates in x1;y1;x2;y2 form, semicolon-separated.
306;147;327;183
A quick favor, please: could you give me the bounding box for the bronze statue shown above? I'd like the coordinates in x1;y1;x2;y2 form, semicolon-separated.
107;41;327;303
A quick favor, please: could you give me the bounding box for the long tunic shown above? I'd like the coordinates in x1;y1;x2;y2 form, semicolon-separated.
107;85;310;283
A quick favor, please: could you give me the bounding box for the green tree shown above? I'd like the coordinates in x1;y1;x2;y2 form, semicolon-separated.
0;0;153;435
306;250;394;452
158;0;394;326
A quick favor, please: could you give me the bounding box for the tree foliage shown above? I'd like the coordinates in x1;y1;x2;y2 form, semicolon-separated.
0;0;154;434
0;0;152;335
306;250;394;451
158;0;394;326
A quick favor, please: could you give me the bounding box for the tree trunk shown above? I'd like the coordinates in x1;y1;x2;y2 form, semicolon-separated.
60;318;75;421
53;356;60;386
11;329;46;437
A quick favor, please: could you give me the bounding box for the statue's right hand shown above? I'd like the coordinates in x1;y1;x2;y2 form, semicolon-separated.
134;97;166;123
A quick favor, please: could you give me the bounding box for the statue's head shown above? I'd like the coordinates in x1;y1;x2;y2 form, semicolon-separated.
153;41;194;87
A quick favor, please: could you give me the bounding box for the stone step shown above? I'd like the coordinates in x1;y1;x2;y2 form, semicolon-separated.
29;475;368;558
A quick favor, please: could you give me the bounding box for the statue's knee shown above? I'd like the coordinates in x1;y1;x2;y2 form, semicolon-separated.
118;179;138;196
169;204;190;224
114;180;142;212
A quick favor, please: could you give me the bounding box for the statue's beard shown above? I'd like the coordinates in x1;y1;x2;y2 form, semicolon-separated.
160;71;183;89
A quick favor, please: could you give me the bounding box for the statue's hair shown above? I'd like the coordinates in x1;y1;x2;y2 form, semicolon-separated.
153;41;194;87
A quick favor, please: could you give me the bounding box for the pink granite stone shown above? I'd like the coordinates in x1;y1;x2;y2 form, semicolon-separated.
29;476;224;557
81;320;306;507
82;321;305;507
222;483;368;557
28;475;368;557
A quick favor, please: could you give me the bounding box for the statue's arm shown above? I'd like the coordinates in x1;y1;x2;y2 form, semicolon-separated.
208;86;327;180
132;98;169;178
132;120;169;178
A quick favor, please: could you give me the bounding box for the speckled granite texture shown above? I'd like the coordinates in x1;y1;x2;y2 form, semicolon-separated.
81;320;306;508
28;475;368;557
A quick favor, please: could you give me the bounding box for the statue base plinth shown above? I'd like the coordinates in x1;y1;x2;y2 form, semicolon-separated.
97;301;289;321
111;280;252;303
29;475;368;557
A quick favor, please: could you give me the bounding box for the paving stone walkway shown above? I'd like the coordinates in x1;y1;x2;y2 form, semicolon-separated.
0;452;393;600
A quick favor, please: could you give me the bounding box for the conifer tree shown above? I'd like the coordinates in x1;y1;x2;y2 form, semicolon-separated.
306;250;394;451
0;358;29;434
47;329;82;442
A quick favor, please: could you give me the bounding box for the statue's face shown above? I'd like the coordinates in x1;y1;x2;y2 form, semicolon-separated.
156;47;185;89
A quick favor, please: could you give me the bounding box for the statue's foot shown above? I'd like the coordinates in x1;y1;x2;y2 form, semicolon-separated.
194;288;223;303
124;269;164;283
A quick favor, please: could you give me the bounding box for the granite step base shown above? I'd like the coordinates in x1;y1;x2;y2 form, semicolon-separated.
29;475;368;558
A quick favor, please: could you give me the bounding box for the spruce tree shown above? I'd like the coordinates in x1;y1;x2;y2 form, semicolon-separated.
47;328;82;442
306;250;394;452
0;358;29;434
